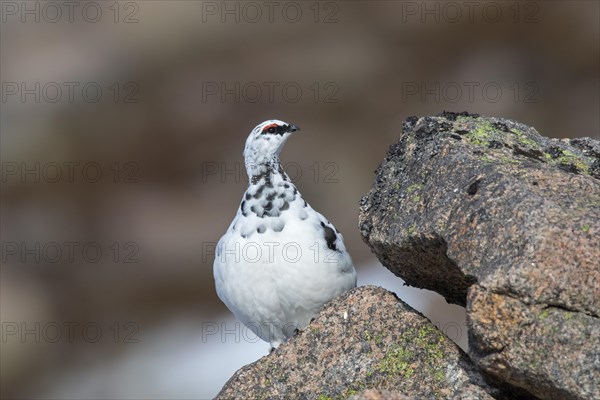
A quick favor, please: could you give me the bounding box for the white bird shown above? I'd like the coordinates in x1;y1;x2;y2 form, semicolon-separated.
213;120;357;349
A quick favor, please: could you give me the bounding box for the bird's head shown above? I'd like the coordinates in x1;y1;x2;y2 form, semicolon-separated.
243;119;300;174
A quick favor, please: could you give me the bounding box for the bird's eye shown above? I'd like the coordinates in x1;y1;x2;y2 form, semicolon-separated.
262;124;279;134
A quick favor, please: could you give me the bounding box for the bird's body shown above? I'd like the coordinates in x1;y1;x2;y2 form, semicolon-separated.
213;120;356;348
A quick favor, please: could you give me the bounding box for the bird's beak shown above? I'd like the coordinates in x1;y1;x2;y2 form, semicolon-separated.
288;124;300;133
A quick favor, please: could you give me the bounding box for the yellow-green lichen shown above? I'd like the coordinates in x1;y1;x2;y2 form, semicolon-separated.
552;148;591;174
314;384;369;400
364;328;385;346
315;389;366;400
465;120;495;146
406;183;423;192
498;155;521;164
415;326;446;382
378;344;415;378
477;154;495;165
455;117;594;177
455;115;478;125
406;183;423;204
416;327;445;364
377;325;446;382
434;370;445;382
581;224;590;233
510;128;538;148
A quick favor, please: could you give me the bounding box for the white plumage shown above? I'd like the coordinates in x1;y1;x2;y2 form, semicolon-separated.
213;120;357;348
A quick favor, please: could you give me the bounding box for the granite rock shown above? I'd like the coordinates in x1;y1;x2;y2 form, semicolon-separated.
358;113;600;399
216;286;506;400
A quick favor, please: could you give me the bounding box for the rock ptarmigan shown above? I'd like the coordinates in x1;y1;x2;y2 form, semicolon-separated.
213;119;357;349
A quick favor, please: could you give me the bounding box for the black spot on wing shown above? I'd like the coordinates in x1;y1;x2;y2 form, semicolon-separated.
253;186;264;198
320;221;338;252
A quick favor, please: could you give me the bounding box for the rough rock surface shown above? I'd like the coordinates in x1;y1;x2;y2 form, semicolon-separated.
216;286;505;400
348;386;496;400
348;389;415;400
359;113;600;400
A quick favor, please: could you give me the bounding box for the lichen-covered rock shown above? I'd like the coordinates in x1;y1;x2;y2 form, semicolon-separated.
468;286;599;400
216;286;506;400
451;384;497;400
348;389;415;400
348;385;496;400
358;113;600;399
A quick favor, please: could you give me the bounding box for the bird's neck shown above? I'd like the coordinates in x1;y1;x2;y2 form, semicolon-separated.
246;156;289;186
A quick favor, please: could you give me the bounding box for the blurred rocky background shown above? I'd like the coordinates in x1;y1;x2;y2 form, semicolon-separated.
1;1;598;399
